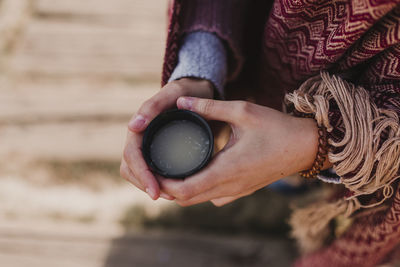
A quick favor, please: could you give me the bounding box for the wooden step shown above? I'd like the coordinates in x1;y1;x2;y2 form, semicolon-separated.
0;81;158;123
9;20;166;77
0;80;158;160
35;0;167;18
0;222;294;267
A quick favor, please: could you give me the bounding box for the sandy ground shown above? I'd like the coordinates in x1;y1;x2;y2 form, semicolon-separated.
0;1;296;266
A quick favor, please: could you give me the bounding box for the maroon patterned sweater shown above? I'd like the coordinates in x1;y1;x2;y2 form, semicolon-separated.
162;1;400;266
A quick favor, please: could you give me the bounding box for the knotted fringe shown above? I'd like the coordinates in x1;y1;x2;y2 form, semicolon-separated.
289;198;361;253
285;72;400;253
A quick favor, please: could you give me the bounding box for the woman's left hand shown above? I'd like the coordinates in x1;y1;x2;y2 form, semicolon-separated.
158;96;322;207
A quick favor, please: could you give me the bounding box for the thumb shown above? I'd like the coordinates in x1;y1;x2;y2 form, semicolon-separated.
177;96;238;123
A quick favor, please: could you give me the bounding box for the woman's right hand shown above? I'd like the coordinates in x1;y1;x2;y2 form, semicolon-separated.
120;78;214;200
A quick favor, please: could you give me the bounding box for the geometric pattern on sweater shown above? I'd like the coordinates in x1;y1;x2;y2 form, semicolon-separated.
162;1;400;266
295;183;400;267
263;0;399;89
262;2;400;266
264;3;400;266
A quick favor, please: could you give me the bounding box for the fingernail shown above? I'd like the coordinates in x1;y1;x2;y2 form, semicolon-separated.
128;115;146;131
146;187;157;200
178;97;194;110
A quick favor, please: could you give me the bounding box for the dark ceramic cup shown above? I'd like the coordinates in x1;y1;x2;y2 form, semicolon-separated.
142;109;214;179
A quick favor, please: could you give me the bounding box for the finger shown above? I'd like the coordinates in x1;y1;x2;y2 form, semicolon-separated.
210;191;253;207
120;159;145;191
160;192;175;200
208;181;267;206
158;140;250;201
128;83;185;132
175;182;250;207
176;178;271;207
158;151;231;201
177;97;250;124
210;196;239;207
123;131;160;200
174;182;239;207
121;159;174;200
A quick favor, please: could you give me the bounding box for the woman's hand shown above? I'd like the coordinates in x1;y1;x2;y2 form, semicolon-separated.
158;97;320;206
120;78;214;200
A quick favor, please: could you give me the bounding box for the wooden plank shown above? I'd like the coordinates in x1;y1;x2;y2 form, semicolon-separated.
0;81;158;122
0;0;30;53
0;223;295;267
35;0;167;18
0;121;127;160
0;222;113;267
0;81;158;160
9;20;166;76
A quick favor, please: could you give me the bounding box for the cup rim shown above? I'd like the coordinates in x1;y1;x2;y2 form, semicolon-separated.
141;109;214;179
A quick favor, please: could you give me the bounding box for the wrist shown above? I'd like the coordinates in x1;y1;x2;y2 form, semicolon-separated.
292;116;332;175
175;77;214;99
297;117;320;171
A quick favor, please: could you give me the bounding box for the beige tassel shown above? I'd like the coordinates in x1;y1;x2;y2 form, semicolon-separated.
289;198;361;254
286;72;400;253
286;72;400;198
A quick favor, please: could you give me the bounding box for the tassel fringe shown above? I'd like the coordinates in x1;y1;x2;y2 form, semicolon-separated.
289;198;361;253
286;72;400;253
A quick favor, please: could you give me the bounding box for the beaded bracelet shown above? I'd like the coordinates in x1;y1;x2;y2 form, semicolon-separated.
294;111;329;179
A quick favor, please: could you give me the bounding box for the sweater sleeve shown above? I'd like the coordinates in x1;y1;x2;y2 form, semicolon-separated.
285;0;400;200
162;0;248;86
287;45;400;267
168;31;228;97
285;44;400;202
178;0;247;81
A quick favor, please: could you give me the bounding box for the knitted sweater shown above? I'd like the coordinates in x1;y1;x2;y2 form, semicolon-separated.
168;31;227;96
162;1;400;266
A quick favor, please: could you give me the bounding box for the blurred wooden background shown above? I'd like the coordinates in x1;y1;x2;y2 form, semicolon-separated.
0;1;296;266
0;0;166;161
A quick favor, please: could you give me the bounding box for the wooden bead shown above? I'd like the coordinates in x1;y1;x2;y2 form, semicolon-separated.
296;112;328;179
